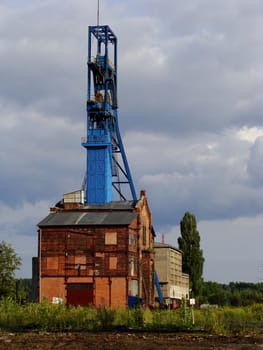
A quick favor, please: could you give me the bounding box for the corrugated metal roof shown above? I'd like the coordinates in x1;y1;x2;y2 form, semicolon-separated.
38;211;138;227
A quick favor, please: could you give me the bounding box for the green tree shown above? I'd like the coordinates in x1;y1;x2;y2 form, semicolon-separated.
0;241;22;298
178;212;204;297
200;281;229;306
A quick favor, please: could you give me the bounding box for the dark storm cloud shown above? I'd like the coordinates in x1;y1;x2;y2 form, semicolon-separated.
0;101;84;206
125;128;263;226
247;136;263;187
116;0;263;134
0;5;86;119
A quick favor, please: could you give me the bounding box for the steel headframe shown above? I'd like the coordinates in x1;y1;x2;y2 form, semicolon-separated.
82;25;137;204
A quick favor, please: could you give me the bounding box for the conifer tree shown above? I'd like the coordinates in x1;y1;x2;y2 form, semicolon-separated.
178;212;204;297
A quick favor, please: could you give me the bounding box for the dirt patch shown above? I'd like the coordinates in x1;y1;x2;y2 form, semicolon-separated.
0;332;262;350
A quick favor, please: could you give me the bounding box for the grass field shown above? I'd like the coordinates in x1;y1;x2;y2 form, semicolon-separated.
0;298;262;335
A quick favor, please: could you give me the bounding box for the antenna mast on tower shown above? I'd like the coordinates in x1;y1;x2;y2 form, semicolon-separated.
97;0;100;26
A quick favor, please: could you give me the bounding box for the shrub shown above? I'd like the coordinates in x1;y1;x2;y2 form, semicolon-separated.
96;307;116;330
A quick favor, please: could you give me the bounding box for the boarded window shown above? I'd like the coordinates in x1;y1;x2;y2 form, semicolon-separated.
47;257;59;271
109;257;117;270
75;255;86;270
67;235;87;250
105;232;117;245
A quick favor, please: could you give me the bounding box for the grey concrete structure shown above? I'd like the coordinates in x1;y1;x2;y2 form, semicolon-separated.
154;242;189;307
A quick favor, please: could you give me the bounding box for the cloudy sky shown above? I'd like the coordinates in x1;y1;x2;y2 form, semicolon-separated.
1;0;263;283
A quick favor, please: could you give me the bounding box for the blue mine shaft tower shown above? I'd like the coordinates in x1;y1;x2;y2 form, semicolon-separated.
81;25;137;204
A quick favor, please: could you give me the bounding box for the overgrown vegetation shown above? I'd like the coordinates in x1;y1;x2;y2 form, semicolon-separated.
0;298;262;335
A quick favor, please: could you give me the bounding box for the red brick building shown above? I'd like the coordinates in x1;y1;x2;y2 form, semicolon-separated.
35;190;155;307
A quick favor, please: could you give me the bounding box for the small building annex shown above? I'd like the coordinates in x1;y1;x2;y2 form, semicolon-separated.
35;190;155;308
154;242;189;307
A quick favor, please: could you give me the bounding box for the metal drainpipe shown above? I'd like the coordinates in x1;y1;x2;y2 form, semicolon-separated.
137;215;141;299
92;235;96;306
108;276;112;307
126;228;130;307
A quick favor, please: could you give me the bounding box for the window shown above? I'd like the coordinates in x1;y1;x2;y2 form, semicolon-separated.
129;258;135;276
129;257;137;276
129;279;138;296
75;256;86;271
67;233;87;250
47;257;58;272
105;232;117;245
109;256;117;270
129;233;137;247
142;226;146;246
